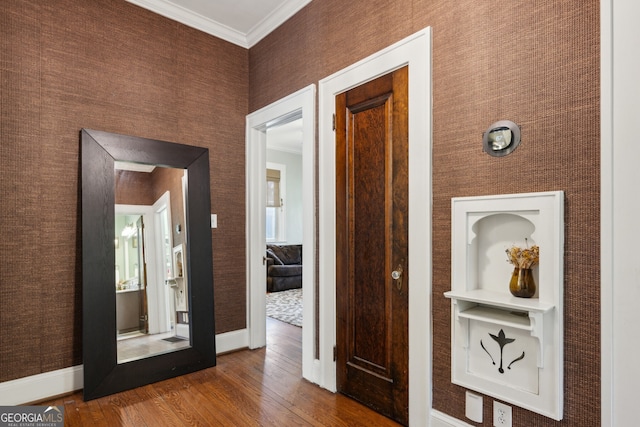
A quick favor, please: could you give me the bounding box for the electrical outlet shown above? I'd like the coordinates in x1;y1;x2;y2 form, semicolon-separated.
493;401;512;427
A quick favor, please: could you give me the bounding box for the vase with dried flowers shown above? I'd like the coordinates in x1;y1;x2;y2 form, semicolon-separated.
506;239;539;298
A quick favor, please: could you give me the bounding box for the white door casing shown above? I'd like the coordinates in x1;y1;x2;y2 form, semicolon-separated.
318;28;432;426
245;84;317;381
601;0;640;425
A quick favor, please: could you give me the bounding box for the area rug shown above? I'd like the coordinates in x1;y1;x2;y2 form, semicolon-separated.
162;336;186;343
266;288;302;327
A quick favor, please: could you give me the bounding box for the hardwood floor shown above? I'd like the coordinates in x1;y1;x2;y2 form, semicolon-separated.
42;318;401;426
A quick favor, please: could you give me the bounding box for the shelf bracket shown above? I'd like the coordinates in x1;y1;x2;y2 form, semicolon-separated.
529;311;545;368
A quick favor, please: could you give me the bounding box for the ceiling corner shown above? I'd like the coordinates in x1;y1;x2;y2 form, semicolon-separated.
126;0;312;49
245;0;312;48
126;0;250;48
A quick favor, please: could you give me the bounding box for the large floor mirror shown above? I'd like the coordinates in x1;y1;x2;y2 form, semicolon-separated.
81;129;215;400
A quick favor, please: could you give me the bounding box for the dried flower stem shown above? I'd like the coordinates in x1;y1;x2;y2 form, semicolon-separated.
506;240;539;269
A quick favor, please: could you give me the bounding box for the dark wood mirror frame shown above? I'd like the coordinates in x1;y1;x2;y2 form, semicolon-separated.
81;129;216;400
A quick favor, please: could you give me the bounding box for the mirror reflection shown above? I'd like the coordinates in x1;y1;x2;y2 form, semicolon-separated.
114;161;190;363
488;127;512;151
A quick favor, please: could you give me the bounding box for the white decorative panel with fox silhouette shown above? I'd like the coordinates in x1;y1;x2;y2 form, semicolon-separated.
445;191;564;421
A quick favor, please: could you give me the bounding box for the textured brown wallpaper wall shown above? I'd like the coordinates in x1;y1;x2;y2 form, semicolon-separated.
0;0;248;382
250;1;600;426
115;171;155;206
151;167;187;249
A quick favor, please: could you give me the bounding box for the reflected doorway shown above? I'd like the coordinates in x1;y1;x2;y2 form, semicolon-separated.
114;162;192;363
115;206;188;363
115;213;148;336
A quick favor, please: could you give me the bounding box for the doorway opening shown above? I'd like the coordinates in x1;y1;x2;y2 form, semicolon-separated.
246;84;316;382
264;141;303;328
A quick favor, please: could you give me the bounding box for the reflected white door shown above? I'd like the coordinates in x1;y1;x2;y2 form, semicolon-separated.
153;194;173;334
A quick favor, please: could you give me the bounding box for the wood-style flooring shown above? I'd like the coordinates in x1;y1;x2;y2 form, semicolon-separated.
41;318;401;426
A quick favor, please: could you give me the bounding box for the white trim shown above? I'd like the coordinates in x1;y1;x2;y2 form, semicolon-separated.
125;0;311;48
152;192;173;334
430;410;475;427
245;85;317;382
126;0;247;47
246;122;268;350
0;329;250;405
0;366;83;406
600;0;613;425
216;328;250;353
318;28;432;426
266;144;303;156
602;1;640;426
245;0;312;48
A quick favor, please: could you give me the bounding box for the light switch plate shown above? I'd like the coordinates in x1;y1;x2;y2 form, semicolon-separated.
465;391;483;423
210;214;217;228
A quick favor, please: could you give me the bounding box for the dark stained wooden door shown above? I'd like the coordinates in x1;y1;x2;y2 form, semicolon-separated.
335;66;409;425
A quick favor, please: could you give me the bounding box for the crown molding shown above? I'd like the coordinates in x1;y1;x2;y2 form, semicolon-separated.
127;0;247;46
246;0;311;47
126;0;311;48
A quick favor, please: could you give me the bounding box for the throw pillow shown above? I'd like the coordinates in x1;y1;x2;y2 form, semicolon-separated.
266;248;284;265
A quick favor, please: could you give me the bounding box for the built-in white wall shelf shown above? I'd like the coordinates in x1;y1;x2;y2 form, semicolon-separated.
445;191;564;421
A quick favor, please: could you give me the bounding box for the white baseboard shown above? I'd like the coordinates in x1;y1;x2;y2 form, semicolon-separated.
175;324;190;339
430;410;474;427
215;328;249;353
0;365;84;406
0;329;250;405
309;358;322;386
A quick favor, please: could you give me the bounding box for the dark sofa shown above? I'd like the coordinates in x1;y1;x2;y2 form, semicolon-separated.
266;244;302;292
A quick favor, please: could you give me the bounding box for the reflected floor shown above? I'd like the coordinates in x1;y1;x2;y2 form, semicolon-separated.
117;331;190;363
